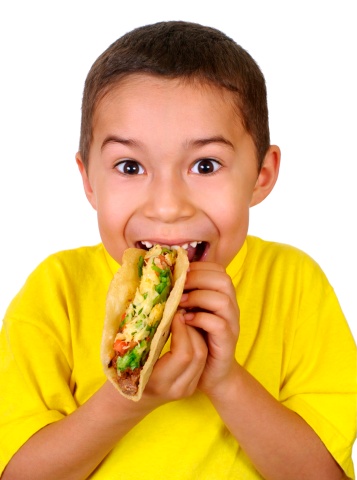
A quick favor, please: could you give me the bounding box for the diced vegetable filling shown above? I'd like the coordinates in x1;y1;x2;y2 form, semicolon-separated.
112;246;177;377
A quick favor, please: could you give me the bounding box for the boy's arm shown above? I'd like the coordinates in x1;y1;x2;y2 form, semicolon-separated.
2;381;150;480
208;364;346;480
2;314;207;480
180;262;348;480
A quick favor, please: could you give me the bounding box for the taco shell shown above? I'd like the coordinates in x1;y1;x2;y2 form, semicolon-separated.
101;246;189;401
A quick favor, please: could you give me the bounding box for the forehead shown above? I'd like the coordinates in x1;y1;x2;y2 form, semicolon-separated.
92;74;244;140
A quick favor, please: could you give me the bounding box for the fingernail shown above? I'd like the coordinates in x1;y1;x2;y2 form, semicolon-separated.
184;312;195;321
181;293;189;302
177;309;186;323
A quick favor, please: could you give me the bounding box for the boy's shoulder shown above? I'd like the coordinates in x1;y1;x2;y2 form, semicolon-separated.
244;235;327;284
33;243;111;277
5;244;113;322
14;244;110;297
246;235;319;265
45;242;107;263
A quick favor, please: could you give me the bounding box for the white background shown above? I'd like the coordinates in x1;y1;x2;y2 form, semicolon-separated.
0;0;356;464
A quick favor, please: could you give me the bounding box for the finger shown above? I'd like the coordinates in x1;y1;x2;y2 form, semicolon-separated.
184;267;236;300
180;289;239;335
169;315;208;395
169;311;208;375
148;312;207;398
183;310;238;349
188;261;226;273
181;288;234;314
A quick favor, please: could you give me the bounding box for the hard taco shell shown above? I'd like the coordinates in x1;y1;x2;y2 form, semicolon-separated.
101;247;189;401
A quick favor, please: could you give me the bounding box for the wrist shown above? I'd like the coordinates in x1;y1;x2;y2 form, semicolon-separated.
203;361;243;406
90;381;154;426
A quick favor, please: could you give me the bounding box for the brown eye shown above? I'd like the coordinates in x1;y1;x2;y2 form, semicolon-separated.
191;158;221;174
116;160;145;175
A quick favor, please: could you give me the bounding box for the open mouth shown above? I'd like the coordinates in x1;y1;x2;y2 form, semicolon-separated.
136;241;208;262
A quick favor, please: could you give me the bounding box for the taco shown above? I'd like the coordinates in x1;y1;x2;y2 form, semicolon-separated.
101;244;189;401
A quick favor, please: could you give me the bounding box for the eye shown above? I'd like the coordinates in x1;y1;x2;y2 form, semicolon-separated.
115;159;145;175
190;158;221;175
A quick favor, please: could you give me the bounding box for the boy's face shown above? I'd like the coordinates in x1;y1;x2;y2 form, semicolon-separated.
77;75;279;267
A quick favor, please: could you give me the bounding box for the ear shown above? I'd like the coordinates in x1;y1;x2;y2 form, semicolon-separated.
250;145;281;207
75;152;97;210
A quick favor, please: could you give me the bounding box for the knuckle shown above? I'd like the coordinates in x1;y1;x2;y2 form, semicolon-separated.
195;349;208;366
215;263;226;273
217;294;232;312
219;272;234;290
168;382;193;401
214;317;230;336
179;351;193;368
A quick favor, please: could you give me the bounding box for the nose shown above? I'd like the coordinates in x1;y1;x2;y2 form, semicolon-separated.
142;173;196;223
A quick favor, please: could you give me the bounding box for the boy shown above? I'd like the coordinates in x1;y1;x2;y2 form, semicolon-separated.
0;21;355;479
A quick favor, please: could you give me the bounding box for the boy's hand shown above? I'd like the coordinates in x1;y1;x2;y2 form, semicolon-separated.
143;310;208;404
178;262;240;397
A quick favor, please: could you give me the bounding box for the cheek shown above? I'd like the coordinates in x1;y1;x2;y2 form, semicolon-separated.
216;206;249;267
97;201;125;230
96;205;128;264
217;205;249;237
210;183;251;227
94;190;125;239
210;183;251;259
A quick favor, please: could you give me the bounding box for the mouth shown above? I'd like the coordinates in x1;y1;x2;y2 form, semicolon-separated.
136;240;208;262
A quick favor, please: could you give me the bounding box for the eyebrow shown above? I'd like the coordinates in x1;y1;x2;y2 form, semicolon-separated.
101;134;235;151
101;135;141;151
187;135;234;150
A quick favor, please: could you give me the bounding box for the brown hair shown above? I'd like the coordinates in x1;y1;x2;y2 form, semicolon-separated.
79;21;270;170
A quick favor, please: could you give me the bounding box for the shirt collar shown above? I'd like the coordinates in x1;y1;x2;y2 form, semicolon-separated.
103;246;120;276
226;239;247;287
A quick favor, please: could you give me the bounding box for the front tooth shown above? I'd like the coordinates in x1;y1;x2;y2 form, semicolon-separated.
189;241;198;248
181;243;189;250
142;241;153;248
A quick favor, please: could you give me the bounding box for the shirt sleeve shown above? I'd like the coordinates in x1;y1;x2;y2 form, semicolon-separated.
279;262;357;479
0;260;77;475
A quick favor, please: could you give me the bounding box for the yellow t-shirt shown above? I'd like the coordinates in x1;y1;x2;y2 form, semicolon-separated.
0;236;356;479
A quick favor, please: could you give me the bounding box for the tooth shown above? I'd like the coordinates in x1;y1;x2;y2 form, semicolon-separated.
142;241;153;248
146;242;202;251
